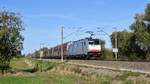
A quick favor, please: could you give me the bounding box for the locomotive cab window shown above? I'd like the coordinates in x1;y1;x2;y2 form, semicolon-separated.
89;40;100;45
95;40;100;45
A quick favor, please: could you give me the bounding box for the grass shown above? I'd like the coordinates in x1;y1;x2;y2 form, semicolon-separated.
1;58;110;84
0;57;149;84
32;60;59;71
115;71;141;81
10;58;32;70
0;76;42;84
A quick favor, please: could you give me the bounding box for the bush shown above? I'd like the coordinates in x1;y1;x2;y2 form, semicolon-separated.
102;48;114;60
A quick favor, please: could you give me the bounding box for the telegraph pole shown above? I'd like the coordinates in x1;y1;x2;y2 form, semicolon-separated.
47;44;50;57
39;43;44;72
40;43;44;60
61;26;64;62
114;28;118;60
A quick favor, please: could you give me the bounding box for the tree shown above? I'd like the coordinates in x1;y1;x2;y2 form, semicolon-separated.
130;3;150;60
111;30;146;60
111;30;135;60
109;3;150;61
0;10;24;74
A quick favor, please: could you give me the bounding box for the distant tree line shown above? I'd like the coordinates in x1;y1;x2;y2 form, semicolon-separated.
111;3;150;61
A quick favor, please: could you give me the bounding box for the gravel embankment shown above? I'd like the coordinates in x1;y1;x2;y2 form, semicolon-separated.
68;60;150;74
41;59;150;74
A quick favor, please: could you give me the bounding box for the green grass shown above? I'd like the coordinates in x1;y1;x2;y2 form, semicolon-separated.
32;60;59;71
2;58;106;84
0;76;42;84
0;73;79;84
115;71;141;81
0;58;149;84
10;58;32;70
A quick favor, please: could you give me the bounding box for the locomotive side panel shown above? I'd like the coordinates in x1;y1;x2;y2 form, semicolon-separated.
68;39;88;58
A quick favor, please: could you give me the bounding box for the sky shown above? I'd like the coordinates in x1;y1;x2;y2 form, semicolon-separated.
0;0;150;54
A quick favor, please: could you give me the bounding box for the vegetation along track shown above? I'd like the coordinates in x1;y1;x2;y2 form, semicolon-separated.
41;59;150;74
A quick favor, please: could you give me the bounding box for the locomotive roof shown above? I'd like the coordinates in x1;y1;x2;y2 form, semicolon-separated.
71;37;99;43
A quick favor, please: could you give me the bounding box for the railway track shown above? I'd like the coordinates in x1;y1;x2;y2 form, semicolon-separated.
40;59;150;74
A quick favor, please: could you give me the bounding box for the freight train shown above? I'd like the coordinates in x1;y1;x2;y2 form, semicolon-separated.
31;38;102;59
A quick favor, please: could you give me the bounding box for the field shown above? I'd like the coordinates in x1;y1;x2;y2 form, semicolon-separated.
0;58;150;84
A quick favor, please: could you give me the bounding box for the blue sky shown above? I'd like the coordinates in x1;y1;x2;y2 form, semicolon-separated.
0;0;149;54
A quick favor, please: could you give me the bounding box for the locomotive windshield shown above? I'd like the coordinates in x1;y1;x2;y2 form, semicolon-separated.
88;39;100;45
